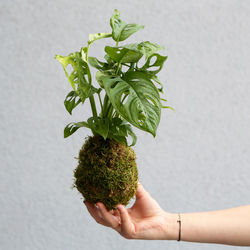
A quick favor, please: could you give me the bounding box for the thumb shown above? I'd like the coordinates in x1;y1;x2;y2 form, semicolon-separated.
136;182;151;200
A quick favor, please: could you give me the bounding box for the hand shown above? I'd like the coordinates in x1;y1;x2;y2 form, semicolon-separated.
84;183;178;240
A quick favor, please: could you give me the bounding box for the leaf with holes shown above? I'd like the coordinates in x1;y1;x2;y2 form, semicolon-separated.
138;53;168;75
55;48;91;103
104;41;164;64
64;91;81;115
151;75;164;93
64;121;90;138
98;71;161;136
122;41;164;60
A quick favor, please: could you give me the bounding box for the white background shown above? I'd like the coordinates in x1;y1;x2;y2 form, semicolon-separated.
1;0;250;249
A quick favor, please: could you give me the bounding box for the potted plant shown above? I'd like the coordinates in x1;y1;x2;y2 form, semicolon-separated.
55;9;172;210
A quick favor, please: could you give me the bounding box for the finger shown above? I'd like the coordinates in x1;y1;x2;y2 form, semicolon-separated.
96;202;121;231
113;209;121;224
110;209;121;219
84;201;108;226
117;204;135;238
110;209;121;224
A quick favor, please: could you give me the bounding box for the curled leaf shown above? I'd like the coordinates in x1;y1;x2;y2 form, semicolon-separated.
64;91;81;115
88;33;112;45
110;9;144;42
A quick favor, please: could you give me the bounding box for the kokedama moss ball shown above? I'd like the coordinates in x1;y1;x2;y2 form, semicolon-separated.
74;135;138;210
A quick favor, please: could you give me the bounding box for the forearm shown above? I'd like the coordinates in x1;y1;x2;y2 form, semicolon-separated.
169;205;250;246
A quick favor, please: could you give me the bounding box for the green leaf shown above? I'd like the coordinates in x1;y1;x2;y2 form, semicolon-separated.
122;41;164;60
88;56;115;73
87;117;109;139
64;87;100;115
108;118;127;145
110;9;144;42
88;33;112;45
104;54;114;64
139;53;168;75
105;46;143;63
108;117;127;136
89;86;102;95
125;123;137;146
64;91;81;115
98;71;161;136
162;105;175;111
160;98;174;111
64;121;90;138
107;118;137;146
96;71;105;88
55;49;91;103
88;57;106;70
151;75;164;93
104;41;164;65
109;134;128;146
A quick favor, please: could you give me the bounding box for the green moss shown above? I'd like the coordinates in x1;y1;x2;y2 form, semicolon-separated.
74;135;138;210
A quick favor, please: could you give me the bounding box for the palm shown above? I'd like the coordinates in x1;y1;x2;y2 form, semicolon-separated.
129;186;163;218
120;185;168;239
84;183;173;240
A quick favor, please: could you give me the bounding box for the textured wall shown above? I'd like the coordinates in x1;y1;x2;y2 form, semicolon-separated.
1;0;250;249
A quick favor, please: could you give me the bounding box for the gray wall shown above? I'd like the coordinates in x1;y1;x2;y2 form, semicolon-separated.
1;0;250;249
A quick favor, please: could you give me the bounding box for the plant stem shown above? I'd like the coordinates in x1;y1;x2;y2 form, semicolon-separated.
85;44;98;118
129;63;135;71
107;103;114;119
115;62;121;75
98;92;103;114
102;94;109;117
89;95;97;117
113;111;119;118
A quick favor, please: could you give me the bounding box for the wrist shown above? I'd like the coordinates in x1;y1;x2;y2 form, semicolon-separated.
163;212;180;240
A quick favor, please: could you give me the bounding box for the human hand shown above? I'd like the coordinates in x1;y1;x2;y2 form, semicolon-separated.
84;183;178;240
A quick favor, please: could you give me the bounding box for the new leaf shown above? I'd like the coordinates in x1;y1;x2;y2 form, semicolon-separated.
110;9;144;42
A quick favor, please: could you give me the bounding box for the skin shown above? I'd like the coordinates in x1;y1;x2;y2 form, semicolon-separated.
84;183;250;246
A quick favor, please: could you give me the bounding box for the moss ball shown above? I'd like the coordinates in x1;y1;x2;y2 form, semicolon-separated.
74;135;138;210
